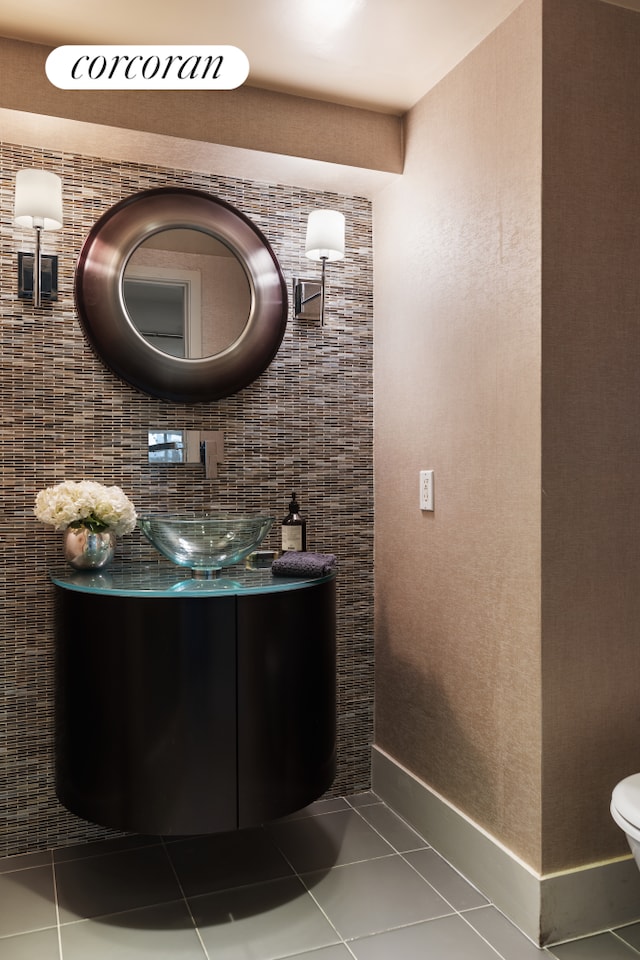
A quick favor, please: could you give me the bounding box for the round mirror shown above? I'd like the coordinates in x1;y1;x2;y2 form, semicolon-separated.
75;188;288;402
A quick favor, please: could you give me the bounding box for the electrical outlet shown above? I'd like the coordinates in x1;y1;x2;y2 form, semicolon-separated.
419;470;434;511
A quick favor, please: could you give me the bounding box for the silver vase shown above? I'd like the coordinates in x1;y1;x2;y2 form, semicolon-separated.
63;526;116;570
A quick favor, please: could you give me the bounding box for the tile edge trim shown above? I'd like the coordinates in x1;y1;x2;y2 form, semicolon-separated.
371;745;640;946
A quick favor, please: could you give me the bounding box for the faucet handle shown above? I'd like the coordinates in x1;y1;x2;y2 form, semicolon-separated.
199;431;225;480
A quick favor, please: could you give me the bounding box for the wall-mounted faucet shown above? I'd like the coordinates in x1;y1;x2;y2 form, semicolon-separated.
148;429;225;479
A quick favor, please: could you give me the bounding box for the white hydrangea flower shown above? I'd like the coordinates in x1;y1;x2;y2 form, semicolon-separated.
34;480;137;535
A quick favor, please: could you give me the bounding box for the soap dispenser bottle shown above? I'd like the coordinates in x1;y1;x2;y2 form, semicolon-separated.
281;492;307;552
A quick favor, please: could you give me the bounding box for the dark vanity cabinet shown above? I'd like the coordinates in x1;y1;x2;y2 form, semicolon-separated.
53;567;336;835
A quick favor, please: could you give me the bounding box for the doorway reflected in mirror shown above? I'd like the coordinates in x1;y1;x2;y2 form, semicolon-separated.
123;228;251;359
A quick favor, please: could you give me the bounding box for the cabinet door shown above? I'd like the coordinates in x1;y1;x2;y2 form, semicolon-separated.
55;590;237;834
237;578;336;826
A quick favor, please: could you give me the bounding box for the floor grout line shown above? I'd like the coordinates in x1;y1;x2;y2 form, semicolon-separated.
159;837;211;960
350;798;467;916
279;798;504;958
48;837;164;866
49;897;189;928
610;928;640;955
50;853;64;960
456;909;518;960
267;821;353;956
349;798;550;959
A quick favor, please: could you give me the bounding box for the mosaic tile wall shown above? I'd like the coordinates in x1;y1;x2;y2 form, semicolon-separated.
0;142;374;858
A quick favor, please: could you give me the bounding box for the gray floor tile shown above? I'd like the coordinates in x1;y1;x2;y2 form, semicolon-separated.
0;850;51;874
0;865;57;938
189;875;340;960
268;808;394;873
59;900;206;959
405;847;488;910
278;797;351;820
0;927;60;959
9;793;640;960
285;947;354;960
356;803;428;852
350;914;504;959
464;905;543;958
347;792;379;808
548;932;640;958
615;923;640;952
53;834;159;863
301;853;453;940
55;844;183;923
167;827;293;898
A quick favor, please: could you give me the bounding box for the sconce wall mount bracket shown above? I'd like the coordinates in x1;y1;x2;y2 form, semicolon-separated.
293;277;322;321
18;251;59;303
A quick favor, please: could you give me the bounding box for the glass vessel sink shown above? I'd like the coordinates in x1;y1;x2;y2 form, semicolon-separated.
138;514;274;579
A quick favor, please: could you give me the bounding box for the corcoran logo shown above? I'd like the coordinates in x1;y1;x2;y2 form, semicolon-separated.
46;45;250;90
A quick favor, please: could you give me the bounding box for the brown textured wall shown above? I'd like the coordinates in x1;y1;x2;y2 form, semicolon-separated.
541;0;640;871
0;141;374;858
0;37;403;173
374;0;543;869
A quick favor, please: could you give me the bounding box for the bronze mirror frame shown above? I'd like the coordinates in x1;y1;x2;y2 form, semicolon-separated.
75;187;288;403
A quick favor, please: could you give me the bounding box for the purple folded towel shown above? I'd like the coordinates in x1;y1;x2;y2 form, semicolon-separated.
272;551;337;578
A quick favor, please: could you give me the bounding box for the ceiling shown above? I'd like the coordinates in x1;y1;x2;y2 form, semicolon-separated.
0;0;529;114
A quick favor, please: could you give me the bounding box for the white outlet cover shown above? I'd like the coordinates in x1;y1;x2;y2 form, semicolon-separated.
420;470;434;511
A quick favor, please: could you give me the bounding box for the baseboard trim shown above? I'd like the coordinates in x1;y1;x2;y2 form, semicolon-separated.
371;745;640;946
540;858;640;945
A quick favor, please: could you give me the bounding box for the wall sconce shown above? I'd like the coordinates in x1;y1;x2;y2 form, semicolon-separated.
14;169;63;307
293;209;345;324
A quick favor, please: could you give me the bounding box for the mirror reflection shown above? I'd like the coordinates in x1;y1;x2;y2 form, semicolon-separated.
123;228;252;359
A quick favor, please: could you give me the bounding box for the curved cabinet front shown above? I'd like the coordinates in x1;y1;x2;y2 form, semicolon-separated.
54;571;336;835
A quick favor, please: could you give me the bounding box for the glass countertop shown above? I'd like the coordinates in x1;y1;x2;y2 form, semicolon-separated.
51;561;336;598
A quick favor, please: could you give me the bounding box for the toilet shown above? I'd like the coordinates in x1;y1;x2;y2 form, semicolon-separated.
611;774;640;868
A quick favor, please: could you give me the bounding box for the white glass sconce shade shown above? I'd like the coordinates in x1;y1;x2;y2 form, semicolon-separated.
305;210;345;262
14;169;63;231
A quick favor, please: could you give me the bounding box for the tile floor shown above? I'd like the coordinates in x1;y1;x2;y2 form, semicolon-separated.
2;792;640;959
